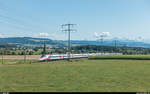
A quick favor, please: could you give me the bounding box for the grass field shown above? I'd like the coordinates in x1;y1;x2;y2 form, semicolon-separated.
0;57;150;92
89;55;150;60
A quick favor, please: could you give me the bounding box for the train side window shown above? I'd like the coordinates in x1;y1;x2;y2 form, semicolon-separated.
49;56;58;58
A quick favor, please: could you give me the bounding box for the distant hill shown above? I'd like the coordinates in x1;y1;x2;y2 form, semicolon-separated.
0;37;65;47
0;37;150;48
68;40;150;48
0;43;16;48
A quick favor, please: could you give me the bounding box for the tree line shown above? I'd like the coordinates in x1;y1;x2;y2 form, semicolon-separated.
0;44;150;55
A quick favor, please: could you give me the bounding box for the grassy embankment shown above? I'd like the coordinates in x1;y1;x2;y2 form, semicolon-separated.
0;56;150;92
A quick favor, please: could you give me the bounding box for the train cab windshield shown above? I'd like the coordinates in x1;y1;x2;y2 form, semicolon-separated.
41;54;46;58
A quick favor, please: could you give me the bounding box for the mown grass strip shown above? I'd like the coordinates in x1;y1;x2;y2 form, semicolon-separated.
88;55;150;60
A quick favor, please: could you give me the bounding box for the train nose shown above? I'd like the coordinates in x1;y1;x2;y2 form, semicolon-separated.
39;58;45;62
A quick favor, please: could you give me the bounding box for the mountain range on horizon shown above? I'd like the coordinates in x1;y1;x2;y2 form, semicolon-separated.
0;37;150;48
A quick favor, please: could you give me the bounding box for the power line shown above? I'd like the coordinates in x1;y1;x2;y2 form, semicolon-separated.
0;18;43;37
0;19;35;35
0;14;43;30
0;14;50;36
0;15;37;32
0;14;55;38
0;2;42;29
61;23;76;61
0;5;57;37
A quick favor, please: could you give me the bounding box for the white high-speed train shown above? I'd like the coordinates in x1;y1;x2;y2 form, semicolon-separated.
39;53;122;62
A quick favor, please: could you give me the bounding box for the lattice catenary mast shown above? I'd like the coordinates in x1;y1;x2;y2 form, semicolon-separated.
61;23;76;61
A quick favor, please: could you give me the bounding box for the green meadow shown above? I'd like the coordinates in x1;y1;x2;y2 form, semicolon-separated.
0;55;150;92
89;55;150;60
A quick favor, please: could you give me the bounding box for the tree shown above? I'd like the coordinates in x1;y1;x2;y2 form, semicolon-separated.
29;51;33;55
12;51;16;55
42;43;46;54
33;48;39;52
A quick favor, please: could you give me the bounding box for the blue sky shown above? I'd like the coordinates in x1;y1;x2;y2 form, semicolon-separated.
0;0;150;41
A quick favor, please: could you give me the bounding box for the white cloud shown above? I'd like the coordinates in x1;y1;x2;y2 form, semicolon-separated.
39;32;50;37
134;36;145;42
0;33;4;38
94;32;99;38
33;32;59;40
94;32;111;38
101;32;111;37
